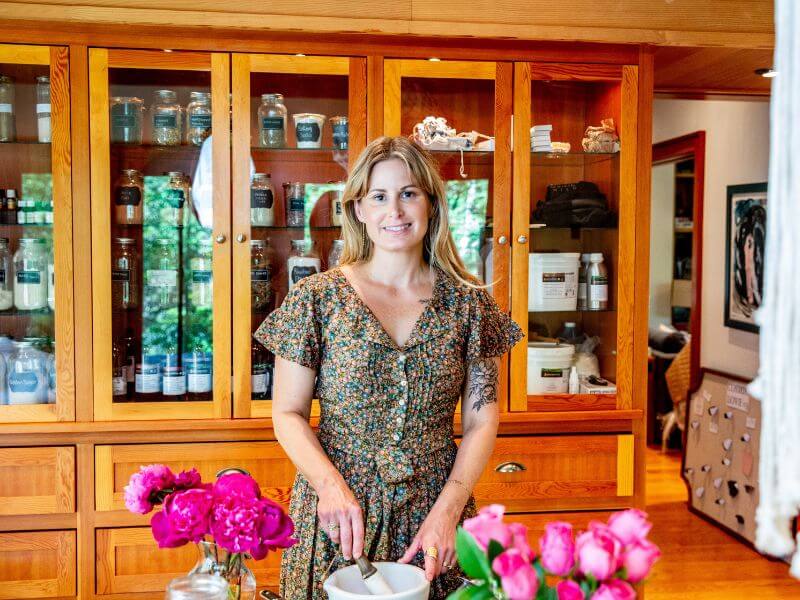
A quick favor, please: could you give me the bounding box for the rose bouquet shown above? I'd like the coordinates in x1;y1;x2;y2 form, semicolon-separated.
124;465;296;598
450;505;660;600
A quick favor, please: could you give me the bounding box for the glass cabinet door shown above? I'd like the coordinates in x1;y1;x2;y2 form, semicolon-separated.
510;62;638;413
0;44;74;422
231;54;367;418
382;59;514;406
90;49;231;420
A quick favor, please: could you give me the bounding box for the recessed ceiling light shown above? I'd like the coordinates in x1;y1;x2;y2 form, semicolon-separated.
163;49;173;53
295;53;306;57
428;57;441;62
755;68;777;78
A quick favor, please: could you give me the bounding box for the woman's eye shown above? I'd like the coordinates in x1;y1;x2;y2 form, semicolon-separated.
401;190;416;200
370;194;385;202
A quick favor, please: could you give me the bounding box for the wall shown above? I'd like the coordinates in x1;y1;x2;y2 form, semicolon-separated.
652;98;770;380
649;162;675;328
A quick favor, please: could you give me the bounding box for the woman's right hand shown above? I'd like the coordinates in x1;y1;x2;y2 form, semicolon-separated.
316;478;364;560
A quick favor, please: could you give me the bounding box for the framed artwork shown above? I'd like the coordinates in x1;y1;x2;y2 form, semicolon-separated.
725;182;768;333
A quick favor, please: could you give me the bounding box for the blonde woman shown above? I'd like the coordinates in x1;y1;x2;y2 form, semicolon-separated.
255;136;522;599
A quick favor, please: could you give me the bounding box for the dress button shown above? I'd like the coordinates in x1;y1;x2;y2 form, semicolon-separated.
396;416;403;425
392;433;401;442
399;399;406;406
401;380;408;386
398;354;406;363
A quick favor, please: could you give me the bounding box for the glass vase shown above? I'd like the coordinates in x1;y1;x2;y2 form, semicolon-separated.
190;541;257;600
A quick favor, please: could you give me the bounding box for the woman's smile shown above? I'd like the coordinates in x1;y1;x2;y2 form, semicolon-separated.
382;223;413;235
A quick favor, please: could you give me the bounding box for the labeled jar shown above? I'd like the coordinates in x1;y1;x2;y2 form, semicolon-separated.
112;238;139;310
186;91;212;146
112;339;128;399
330;116;348;150
283;181;305;227
287;239;321;290
36;75;51;143
161;366;186;398
327;239;344;270
330;184;344;227
577;254;591;310
185;352;212;401
152;90;182;146
258;93;287;148
135;361;161;400
146;239;178;309
115;169;143;225
123;333;137;392
251;339;269;400
47;254;55;311
251;239;274;311
587;253;609;310
0;75;15;142
0;237;13;311
14;238;48;311
109;96;143;144
293;113;325;148
251;173;275;227
7;341;46;405
3;188;16;224
166;171;188;227
189;240;213;308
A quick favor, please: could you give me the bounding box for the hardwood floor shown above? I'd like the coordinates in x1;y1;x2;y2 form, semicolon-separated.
644;447;799;599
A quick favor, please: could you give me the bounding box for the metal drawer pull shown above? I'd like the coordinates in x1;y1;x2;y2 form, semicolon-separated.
495;461;526;473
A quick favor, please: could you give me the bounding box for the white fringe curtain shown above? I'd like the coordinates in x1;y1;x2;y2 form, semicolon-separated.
749;0;800;579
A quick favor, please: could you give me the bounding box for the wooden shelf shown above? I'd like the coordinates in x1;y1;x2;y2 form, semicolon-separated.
110;143;201;160
527;392;617;412
531;151;619;167
0;307;54;317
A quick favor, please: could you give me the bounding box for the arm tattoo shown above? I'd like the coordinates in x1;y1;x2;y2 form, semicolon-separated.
467;359;498;412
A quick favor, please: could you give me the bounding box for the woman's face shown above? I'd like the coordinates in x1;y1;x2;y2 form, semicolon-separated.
355;158;432;255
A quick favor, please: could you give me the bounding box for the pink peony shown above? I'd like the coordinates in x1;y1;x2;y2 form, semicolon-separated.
539;521;575;576
576;524;622;581
124;464;176;514
492;549;539;600
556;580;585;600
463;504;512;549
213;472;261;501
210;493;263;554
174;468;203;490
250;497;297;559
592;580;636;600
508;522;534;562
607;509;652;546
622;538;661;583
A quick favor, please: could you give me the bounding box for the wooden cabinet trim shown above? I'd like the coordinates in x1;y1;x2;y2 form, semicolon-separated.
0;530;76;598
248;53;350;75
107;48;212;70
0;446;75;515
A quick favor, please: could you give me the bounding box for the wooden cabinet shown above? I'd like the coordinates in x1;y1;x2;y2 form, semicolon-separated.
0;530;76;598
0;446;75;515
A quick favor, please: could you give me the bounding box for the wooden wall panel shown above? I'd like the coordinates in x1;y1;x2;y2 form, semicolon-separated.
0;447;75;515
0;530;76;599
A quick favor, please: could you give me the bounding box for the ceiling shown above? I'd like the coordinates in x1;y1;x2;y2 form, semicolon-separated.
654;46;773;97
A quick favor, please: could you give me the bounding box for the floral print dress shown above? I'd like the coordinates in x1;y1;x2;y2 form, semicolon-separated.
254;266;523;600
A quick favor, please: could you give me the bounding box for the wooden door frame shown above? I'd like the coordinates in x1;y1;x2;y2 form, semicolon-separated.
652;130;706;391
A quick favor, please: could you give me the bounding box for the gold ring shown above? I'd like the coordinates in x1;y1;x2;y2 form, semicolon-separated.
425;546;438;559
328;522;340;531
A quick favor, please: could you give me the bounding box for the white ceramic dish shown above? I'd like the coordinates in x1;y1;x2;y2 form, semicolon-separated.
323;562;430;600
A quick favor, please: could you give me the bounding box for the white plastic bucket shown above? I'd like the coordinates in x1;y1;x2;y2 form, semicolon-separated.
527;343;575;394
528;252;580;311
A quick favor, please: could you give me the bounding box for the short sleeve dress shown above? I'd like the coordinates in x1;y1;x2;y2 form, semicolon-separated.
254;266;523;600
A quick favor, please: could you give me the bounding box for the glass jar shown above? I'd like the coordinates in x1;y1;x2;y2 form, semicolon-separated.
189;240;213;308
109;96;143;144
161;365;186;399
166;171;188;227
327;239;344;270
185;351;212;401
258;93;287;148
166;574;228;600
7;341;46;405
47;251;55;311
250;239;274;312
112;339;128;399
146;239;178;309
0;238;13;311
283;181;305;227
135;360;162;401
251;339;269;400
14;238;48;311
3;188;16;224
112;238;139;310
287;239;321;290
292;113;325;149
152;90;182;146
123;332;137;393
330;184;344;227
115;169;143;225
0;75;15;142
250;173;275;227
36;75;51;143
186;91;212;146
330;116;348;150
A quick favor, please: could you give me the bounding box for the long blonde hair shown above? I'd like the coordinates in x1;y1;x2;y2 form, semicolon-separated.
339;136;480;288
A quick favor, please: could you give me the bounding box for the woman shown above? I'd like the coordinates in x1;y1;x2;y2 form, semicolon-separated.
255;136;523;599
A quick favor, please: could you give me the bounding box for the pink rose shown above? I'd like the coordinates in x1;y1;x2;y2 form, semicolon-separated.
463;504;511;549
508;523;534;562
124;464;176;515
174;468;203;490
492;549;539;600
607;509;652;546
592;580;636;600
556;580;585;600
213;472;261;501
250;497;297;559
539;521;575;576
622;538;661;583
211;493;263;554
576;524;622;581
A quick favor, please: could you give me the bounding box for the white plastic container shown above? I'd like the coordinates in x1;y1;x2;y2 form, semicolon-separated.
528;252;580;311
527;342;575;394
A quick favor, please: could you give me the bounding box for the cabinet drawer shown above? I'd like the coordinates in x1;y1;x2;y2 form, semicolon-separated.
0;447;75;515
96;527;280;595
95;442;295;512
512;511;615;541
0;530;76;599
474;434;634;512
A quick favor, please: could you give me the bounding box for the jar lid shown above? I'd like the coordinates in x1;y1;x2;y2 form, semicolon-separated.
589;253;604;261
252;173;270;180
110;96;143;104
114;237;136;244
189;91;211;100
261;93;284;102
166;171;184;178
154;89;177;100
121;168;142;176
293;113;325;120
250;239;266;247
329;115;348;123
36;75;50;83
0;75;14;83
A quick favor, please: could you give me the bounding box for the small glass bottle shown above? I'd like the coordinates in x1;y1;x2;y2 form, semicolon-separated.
6;341;46;405
587;253;609;310
250;173;275;227
36;75;51;143
189;240;213;308
186;91;212;146
146;239;178;309
152;90;182;146
3;189;16;225
283;182;305;227
109;96;143;144
112;238;139;310
251;339;269;400
115;169;144;225
166;171;187;227
258;94;287;148
327;239;344;270
0;75;16;142
287;239;321;290
185;351;212;401
250;239;274;312
330;184;344;227
14;238;48;311
123;332;137;394
0;238;13;311
112;339;128;399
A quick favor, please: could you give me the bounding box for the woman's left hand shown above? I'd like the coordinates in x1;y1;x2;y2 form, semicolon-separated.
398;506;459;581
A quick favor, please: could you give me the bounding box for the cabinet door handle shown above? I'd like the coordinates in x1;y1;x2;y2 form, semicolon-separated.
215;234;227;244
236;233;247;243
517;235;528;244
497;235;508;245
495;461;527;473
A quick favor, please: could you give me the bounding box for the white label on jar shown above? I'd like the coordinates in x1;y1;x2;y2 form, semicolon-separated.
8;370;43;405
541;271;577;299
252;372;267;394
187;372;212;393
112;376;127;396
590;281;608;302
162;375;186;396
538;368;569;393
36;103;51;114
135;371;161;394
0;104;12;114
147;269;178;287
38;116;51;143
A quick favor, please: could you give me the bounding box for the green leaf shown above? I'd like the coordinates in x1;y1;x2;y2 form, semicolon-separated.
579;581;592;597
447;584;494;600
456;528;495;582
487;540;504;565
534;561;546;583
